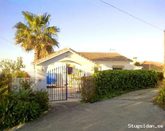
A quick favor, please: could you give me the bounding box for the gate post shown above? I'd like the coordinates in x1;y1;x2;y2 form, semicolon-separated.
66;64;68;100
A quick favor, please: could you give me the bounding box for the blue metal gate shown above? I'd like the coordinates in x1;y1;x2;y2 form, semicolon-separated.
47;65;68;101
46;65;84;101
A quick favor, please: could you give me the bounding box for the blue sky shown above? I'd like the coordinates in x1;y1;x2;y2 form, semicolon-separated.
0;0;165;74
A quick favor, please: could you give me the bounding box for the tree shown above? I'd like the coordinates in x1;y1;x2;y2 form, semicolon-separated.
0;57;29;95
0;57;29;78
134;62;141;66
14;11;59;61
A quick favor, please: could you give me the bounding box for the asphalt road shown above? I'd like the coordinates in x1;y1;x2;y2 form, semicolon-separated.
18;88;165;131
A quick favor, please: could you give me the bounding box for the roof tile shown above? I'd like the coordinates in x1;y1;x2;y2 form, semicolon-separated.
78;52;132;61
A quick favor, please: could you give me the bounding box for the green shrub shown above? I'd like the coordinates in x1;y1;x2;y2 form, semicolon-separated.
0;73;12;97
157;72;164;81
14;71;30;78
81;70;161;102
154;83;165;109
33;90;49;112
14;100;40;122
19;79;33;90
94;70;159;97
0;95;16;129
81;76;98;103
0;87;49;130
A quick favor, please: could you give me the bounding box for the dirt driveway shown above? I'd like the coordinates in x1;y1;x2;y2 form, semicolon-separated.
18;88;165;131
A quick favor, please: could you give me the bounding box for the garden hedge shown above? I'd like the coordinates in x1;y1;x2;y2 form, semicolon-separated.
81;70;162;102
0;80;49;130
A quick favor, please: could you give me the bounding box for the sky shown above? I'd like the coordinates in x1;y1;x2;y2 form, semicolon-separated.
0;0;165;75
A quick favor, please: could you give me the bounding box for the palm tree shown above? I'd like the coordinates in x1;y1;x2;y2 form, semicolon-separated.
15;11;59;61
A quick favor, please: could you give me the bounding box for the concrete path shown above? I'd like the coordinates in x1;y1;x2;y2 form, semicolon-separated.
18;88;165;131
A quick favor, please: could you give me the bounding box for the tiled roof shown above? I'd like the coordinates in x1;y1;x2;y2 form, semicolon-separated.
142;61;163;67
35;48;132;65
141;61;163;71
78;52;132;61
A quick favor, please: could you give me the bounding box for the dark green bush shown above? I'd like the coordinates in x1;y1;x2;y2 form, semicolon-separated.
157;72;164;81
0;87;49;130
94;70;159;97
81;70;161;102
33;90;49;112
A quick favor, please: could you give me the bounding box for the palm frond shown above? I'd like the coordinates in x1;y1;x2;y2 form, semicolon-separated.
22;11;35;28
21;41;33;51
46;26;59;35
15;11;59;60
15;22;29;30
41;13;50;25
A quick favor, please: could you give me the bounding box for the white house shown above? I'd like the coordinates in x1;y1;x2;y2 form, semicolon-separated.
34;48;135;90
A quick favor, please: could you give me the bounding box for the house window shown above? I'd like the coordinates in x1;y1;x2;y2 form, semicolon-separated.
67;67;73;74
113;67;123;70
112;65;123;70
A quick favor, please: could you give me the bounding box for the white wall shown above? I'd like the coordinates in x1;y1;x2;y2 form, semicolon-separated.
95;60;135;70
63;52;96;73
35;51;96;89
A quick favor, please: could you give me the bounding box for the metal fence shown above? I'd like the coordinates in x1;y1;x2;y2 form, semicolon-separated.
46;65;85;101
46;65;67;101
